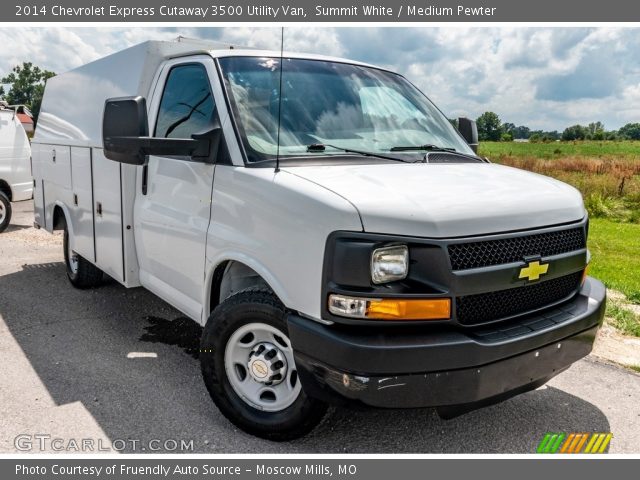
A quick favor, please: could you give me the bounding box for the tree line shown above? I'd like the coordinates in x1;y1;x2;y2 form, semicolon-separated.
467;111;640;142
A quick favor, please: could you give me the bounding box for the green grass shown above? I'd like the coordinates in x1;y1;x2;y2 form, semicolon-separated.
630;365;640;373
588;218;640;303
606;303;640;337
479;140;640;160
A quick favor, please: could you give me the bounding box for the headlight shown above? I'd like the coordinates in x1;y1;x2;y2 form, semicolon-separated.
371;244;409;284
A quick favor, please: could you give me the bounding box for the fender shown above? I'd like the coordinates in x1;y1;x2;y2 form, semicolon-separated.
202;251;292;326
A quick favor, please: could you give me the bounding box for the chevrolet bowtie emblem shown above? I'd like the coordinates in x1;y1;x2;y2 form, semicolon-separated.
519;260;549;281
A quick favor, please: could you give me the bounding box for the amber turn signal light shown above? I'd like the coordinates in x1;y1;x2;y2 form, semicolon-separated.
366;298;451;320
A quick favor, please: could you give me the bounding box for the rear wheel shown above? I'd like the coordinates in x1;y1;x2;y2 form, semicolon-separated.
0;191;11;233
63;221;103;288
200;289;328;441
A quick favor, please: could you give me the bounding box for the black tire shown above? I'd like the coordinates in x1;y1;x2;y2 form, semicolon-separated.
63;221;103;288
0;191;11;233
200;288;328;441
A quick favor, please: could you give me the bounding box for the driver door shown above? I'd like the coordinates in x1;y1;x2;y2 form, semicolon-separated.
134;58;218;320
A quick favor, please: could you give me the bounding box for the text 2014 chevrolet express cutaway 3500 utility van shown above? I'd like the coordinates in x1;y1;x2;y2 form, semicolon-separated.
32;39;606;440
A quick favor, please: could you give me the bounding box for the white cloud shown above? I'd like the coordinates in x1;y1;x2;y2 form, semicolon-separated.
0;26;638;131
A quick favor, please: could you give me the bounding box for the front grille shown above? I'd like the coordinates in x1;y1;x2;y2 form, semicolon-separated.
456;271;583;326
448;227;586;271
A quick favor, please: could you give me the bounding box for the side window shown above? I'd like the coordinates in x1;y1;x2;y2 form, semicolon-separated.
155;64;215;139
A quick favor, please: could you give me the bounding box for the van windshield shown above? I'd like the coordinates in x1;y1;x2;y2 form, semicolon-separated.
218;56;475;163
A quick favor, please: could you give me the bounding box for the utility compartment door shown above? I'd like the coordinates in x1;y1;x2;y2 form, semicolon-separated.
30;143;45;228
69;147;95;262
42;145;71;189
92;149;123;283
42;145;72;230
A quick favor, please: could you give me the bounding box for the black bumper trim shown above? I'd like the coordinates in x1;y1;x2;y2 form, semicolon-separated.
288;277;605;409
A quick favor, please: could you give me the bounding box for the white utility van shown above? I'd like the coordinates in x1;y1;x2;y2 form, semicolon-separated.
0;103;32;232
33;39;605;440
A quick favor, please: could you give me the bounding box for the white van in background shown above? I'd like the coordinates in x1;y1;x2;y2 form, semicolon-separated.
0;102;33;232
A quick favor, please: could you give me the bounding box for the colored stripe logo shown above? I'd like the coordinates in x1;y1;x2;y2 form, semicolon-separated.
536;433;612;453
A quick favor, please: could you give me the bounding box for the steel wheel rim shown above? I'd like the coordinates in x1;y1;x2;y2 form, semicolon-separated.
0;202;5;224
67;238;79;274
224;322;301;412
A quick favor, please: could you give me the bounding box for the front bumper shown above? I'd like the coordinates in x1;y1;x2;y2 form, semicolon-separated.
288;277;606;412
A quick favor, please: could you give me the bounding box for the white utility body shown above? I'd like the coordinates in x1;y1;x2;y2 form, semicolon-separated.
0;104;32;231
33;39;605;440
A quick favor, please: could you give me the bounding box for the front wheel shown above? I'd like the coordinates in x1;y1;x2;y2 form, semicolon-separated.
0;191;11;233
63;221;103;288
200;289;328;441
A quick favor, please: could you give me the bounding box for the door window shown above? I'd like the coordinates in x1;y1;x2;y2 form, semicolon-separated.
155;64;215;139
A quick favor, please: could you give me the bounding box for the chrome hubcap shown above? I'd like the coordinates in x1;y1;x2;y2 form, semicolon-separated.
224;322;301;412
247;342;288;385
0;203;5;224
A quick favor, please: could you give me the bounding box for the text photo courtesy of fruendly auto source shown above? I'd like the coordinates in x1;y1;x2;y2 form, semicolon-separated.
0;27;638;453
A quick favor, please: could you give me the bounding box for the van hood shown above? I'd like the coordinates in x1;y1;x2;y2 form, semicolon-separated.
283;162;586;238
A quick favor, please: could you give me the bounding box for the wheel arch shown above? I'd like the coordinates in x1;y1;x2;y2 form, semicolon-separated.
204;256;289;322
52;202;70;231
0;179;12;201
50;202;75;246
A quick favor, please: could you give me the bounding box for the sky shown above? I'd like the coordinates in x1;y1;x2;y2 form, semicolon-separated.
1;26;639;131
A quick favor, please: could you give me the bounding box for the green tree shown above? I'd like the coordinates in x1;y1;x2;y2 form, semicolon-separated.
588;121;605;136
618;123;640;140
562;124;588;141
1;62;55;122
502;122;516;136
476;111;502;141
511;125;531;139
606;131;618;141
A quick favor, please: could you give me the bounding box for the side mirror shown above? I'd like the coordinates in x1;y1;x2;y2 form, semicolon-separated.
457;117;478;154
102;96;221;165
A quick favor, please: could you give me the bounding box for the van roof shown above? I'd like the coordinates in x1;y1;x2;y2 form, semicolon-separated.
207;49;382;71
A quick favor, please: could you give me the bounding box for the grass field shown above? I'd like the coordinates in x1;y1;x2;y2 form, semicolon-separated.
587;219;640;336
588;219;640;303
478;140;640;160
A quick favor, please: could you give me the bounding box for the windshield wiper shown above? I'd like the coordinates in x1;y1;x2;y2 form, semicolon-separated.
389;144;456;152
306;143;409;163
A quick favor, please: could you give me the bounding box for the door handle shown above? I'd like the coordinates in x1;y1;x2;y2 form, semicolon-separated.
96;202;103;216
142;164;148;195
